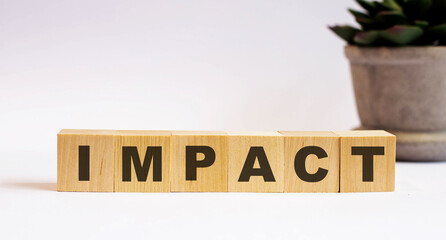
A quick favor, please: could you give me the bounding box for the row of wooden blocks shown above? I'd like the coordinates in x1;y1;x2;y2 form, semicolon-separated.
57;129;396;192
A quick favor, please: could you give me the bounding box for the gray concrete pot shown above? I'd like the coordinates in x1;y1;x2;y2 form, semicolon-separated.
345;46;446;161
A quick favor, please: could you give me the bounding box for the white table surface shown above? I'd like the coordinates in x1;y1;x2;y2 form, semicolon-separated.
1;149;445;240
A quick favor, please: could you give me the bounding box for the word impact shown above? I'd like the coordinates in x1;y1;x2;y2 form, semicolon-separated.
57;130;395;193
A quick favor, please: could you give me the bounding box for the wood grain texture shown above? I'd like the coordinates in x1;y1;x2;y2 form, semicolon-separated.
280;131;339;192
227;132;284;192
114;130;171;192
334;130;396;192
57;129;116;192
170;131;228;192
57;129;396;193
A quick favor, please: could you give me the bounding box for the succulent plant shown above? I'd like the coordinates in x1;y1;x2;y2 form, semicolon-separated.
329;0;446;46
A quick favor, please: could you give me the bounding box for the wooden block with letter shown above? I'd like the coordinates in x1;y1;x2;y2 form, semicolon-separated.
114;130;171;192
170;131;228;192
57;129;116;192
334;130;396;192
56;129;396;193
227;132;284;192
279;131;339;192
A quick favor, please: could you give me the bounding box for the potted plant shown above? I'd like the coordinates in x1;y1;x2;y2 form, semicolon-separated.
330;0;446;161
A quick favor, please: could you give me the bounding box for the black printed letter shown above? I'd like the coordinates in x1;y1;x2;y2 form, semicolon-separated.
351;146;385;182
122;146;162;182
238;147;275;182
79;145;90;181
186;146;216;181
295;146;328;182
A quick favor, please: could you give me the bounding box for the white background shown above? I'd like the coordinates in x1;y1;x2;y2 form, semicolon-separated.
1;0;445;239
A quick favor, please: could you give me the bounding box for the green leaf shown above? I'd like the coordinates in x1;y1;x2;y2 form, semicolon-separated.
349;8;370;19
402;0;432;18
375;11;407;26
380;25;423;45
382;0;403;11
354;30;380;45
356;0;378;13
414;20;429;29
329;25;360;43
373;1;390;11
355;16;379;30
428;24;446;38
349;8;380;30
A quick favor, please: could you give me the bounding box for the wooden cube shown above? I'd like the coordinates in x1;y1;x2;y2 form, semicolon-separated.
114;130;171;192
170;131;228;192
279;131;339;192
57;129;116;192
227;132;284;192
334;130;396;192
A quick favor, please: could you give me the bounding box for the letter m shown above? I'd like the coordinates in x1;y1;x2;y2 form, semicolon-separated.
122;146;162;182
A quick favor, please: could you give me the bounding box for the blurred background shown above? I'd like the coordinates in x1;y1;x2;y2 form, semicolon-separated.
1;0;359;157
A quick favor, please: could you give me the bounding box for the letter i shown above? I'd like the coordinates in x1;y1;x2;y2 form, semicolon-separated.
79;145;90;181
